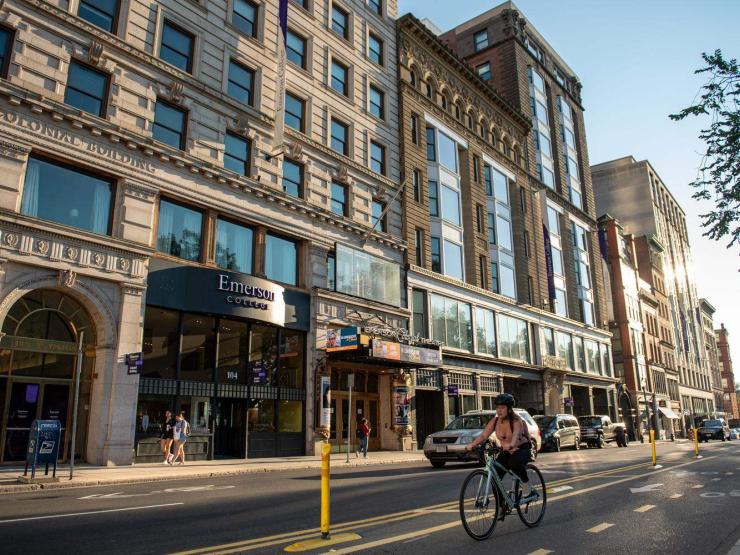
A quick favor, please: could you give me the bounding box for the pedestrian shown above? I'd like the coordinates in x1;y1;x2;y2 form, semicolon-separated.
356;418;370;458
160;410;176;465
172;412;190;465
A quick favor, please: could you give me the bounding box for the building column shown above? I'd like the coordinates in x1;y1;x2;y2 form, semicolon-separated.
588;386;595;414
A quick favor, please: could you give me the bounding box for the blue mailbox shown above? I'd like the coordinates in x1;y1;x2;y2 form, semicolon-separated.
24;419;62;479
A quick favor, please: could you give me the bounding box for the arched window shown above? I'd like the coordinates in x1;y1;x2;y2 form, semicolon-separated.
425;81;433;99
409;71;416;87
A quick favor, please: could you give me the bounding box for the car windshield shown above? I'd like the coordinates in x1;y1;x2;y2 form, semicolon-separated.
578;416;603;427
535;416;556;429
446;415;490;430
701;420;722;428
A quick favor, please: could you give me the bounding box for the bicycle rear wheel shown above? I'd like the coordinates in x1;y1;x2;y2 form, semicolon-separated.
516;463;547;527
459;469;499;540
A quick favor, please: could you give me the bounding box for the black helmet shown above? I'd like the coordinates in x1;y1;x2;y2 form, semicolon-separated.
493;393;516;407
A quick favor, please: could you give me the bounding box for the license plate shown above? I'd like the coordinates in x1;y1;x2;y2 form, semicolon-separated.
436;445;447;453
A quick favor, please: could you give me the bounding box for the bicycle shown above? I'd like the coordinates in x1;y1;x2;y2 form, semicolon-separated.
459;443;547;540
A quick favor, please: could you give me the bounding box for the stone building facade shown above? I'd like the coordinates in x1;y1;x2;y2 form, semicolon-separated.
398;13;615;452
716;324;739;420
699;299;724;418
0;0;410;465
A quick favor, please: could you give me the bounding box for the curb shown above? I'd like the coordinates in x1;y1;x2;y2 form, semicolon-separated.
0;456;429;495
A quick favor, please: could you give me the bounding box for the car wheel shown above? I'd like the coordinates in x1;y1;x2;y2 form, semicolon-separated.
597;435;605;449
573;436;580;450
554;438;561;453
430;459;446;468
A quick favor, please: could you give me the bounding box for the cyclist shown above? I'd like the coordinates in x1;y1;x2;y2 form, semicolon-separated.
465;393;534;501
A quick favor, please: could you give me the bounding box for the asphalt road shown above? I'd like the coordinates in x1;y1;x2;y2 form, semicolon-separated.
1;440;740;555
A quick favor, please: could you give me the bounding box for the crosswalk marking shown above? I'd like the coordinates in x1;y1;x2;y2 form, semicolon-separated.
634;505;655;513
587;523;614;534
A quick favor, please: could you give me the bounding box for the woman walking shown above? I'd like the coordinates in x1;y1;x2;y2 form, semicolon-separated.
172;412;190;465
356;418;371;458
160;410;176;465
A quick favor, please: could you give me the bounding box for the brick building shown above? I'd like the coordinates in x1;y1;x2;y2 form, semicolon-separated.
699;299;725;420
716;324;739;420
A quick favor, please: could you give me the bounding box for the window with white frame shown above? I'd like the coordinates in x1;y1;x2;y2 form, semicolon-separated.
497;314;529;362
484;163;516;300
555;331;573;370
474;307;496;355
431;294;472;351
571;220;594;326
546;205;567;316
529;68;554;189
559;96;582;209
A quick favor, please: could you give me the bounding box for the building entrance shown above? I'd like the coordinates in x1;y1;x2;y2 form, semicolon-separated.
329;369;380;452
414;390;444;447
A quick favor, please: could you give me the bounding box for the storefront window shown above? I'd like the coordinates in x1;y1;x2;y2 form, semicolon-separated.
217;319;249;383
249;324;278;385
215;218;253;274
497;314;529;362
555;331;573;370
430;294;472;351
585;340;600;374
180;314;216;382
21;157;113;235
574;337;586;372
278;400;302;432
279;329;304;389
265;234;297;285
335;244;401;307
542;327;555;356
248;398;275;432
142;307;180;379
157;199;203;261
136;394;175;434
462;395;477;414
474;307;496;355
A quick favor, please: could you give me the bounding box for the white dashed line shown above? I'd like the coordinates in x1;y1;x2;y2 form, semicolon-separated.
670;493;683;499
527;550;553;555
547;485;574;494
726;472;734;476
692;484;704;489
634;505;655;513
587;523;615;534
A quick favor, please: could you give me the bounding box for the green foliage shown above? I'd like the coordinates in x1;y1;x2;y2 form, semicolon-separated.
670;50;740;249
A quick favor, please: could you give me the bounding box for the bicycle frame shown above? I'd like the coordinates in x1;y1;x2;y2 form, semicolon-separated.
474;451;521;511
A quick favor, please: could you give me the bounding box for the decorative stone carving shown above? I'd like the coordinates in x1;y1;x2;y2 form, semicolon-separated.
35;240;49;255
58;269;77;288
286;142;303;160
65;246;78;260
118;258;130;271
334;164;350;184
4;233;18;247
0;140;31;161
88;41;104;66
92;253;104;266
169;82;184;104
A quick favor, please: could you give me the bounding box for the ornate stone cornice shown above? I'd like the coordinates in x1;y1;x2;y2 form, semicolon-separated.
0;138;31;161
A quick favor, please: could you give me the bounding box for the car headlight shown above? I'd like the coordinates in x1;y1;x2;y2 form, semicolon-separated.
424;436;432;446
459;435;474;444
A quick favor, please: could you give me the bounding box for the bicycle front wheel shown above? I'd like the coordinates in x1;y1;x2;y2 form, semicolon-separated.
459;469;499;540
516;463;547;527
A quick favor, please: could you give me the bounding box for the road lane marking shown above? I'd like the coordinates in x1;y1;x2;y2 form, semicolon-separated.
712;478;721;482
692;484;704;489
177;457;715;555
527;550;553;555
0;503;184;524
670;494;683;499
634;505;655;513
630;484;662;493
547;485;573;494
587;523;614;533
726;472;734;476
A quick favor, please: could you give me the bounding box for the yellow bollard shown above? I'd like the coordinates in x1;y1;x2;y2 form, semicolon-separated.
694;428;700;458
321;441;331;539
650;429;656;466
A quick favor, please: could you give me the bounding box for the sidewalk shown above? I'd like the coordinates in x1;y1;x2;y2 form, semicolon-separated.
0;450;428;494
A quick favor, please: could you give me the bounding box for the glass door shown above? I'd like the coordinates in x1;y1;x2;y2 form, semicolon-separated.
4;382;41;462
41;384;70;461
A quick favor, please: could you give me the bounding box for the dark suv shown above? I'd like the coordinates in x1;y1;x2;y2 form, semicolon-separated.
698;419;731;442
534;414;580;451
578;415;625;448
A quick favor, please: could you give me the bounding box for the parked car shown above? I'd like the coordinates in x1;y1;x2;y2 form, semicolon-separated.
729;428;739;440
423;409;541;468
578;415;625;448
534;414;580;451
698;419;731;442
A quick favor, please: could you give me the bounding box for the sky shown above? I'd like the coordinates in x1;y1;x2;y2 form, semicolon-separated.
398;0;740;382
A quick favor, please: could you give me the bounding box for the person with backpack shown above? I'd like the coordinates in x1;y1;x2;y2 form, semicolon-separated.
160;410;176;465
464;393;535;504
356;418;371;458
172;411;190;465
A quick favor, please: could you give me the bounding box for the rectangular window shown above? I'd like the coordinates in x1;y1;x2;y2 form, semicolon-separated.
547;206;560;234
331;5;349;39
428;180;439;217
412;289;427;336
369;85;385;119
265;234;297;285
64;61;108;117
574;337;586;372
484;164;493;195
286;31;307;68
410;115;419;145
519;187;527;213
496;214;512;251
282;159;303;197
476;205;484;233
0;27;11;79
412;169;421;202
475;307;496;355
335;244;400;306
426;127;436;161
153;99;187;150
330;118;349;155
499;263;516;299
327;253;336;290
21;157;112;235
160;21;194;73
284;92;304;132
331;60;349;95
431;294;472;351
540;165;555;188
224;133;250;175
157;199;203;261
414;228;423;266
368;0;382;15
542;327;555;356
490;262;499;293
443;240;463;280
233;0;258;37
215;218;253;273
527;276;534;304
554;287;567;316
431;236;441;273
368;32;383;64
227;60;255;106
555;331;573;369
524;230;530;257
370;140;385;174
371;199;385;231
476;62;491;81
441;185;461;226
78;0;118;33
474;30;488;51
479;256;487;289
472;155;480;182
331;181;347;216
497;314;529;362
552;246;563;275
487;212;496;244
438;132;458;172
